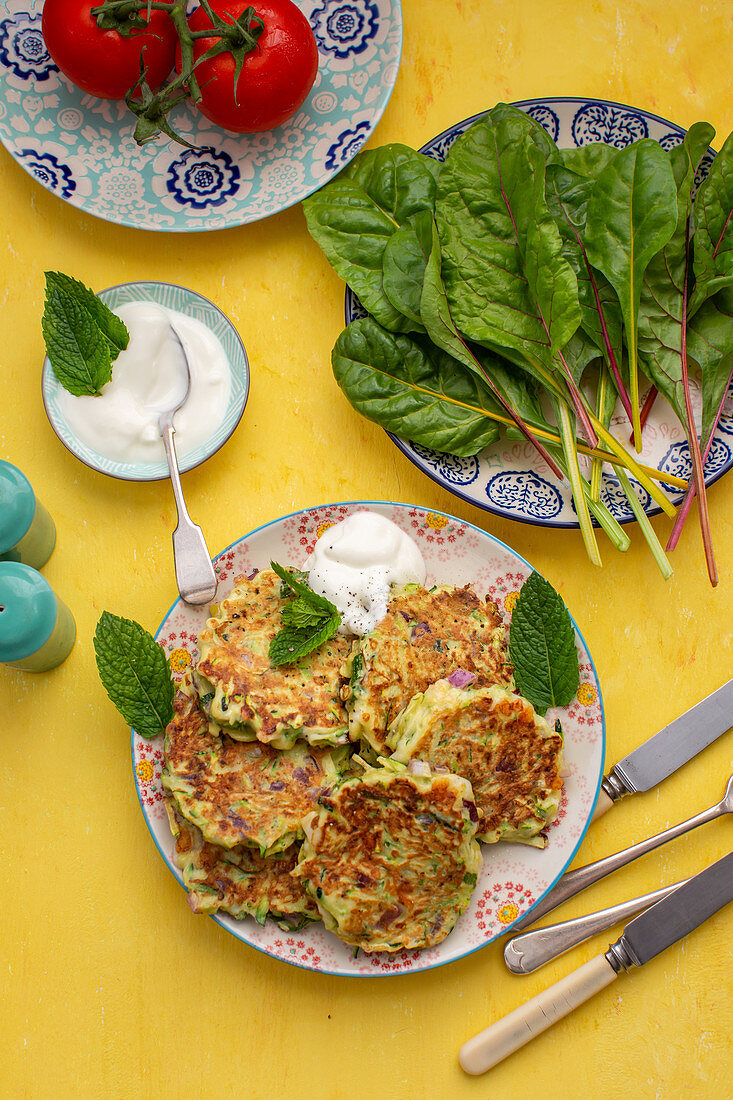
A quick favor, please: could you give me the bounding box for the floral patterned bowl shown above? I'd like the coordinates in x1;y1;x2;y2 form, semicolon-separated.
134;500;605;975
345;98;733;530
41;280;249;480
0;0;402;231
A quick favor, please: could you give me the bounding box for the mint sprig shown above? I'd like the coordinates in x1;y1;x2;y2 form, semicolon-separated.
269;562;341;666
94;611;174;739
42;271;129;396
508;572;580;714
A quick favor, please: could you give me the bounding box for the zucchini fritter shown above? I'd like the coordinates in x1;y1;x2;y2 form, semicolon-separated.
162;675;349;855
167;801;319;927
294;761;482;952
194;568;353;749
347;583;514;754
388;679;564;846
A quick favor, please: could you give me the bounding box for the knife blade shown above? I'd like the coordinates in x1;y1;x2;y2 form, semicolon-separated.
460;851;733;1075
594;676;733;820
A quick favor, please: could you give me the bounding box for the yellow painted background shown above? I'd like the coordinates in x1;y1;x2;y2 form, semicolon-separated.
2;0;732;1096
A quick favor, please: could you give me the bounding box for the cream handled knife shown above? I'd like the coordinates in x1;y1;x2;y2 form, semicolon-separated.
460;851;733;1076
593;676;733;820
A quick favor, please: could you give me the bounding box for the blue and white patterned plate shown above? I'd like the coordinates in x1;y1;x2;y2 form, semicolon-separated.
0;0;402;231
345;97;733;529
42;280;250;480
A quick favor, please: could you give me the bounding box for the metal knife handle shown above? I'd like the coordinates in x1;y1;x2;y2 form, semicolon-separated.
459;953;618;1075
160;421;217;606
504;878;687;974
511;799;723;931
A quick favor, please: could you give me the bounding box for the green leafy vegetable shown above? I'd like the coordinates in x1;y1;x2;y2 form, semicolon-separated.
302;144;438;333
268;562;341;666
509;572;580;714
93;611;174;739
583;139;678;448
332;317;502;456
303;106;733;584
42;271;129;397
690;129;733;313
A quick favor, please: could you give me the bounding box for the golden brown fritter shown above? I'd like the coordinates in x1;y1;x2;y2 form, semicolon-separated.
388;680;564;846
162;675;349;855
167;801;319;926
294;762;482;952
194;568;353;749
347;583;514;754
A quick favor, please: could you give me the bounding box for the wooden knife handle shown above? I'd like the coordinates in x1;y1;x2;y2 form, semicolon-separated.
591;788;615;821
459;953;618;1075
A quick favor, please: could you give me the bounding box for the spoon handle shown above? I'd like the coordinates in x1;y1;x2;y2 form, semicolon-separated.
160;422;218;606
511;800;722;931
504;878;688;974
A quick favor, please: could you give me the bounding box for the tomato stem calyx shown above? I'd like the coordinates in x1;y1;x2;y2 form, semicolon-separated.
90;0;265;146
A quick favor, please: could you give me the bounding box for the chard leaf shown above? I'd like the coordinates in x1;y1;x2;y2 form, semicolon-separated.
382;209;434;326
93;611;174;739
436;109;580;378
302;144;438;333
690;129;733;313
561;143;618;178
545;162;624;384
687;287;733;445
637;122;717;424
331;316;502;455
508;571;579;714
583;139;678;443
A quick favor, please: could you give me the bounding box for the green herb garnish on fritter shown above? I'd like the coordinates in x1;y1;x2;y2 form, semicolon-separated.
268;561;342;666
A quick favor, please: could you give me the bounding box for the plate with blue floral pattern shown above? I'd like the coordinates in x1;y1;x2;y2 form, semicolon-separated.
0;0;402;231
345;98;733;530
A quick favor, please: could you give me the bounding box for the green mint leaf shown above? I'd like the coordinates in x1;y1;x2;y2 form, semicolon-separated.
270;561;340;616
281;598;329;630
269;611;341;666
42;271;129;396
508;572;579;714
269;562;342;665
93;611;174;738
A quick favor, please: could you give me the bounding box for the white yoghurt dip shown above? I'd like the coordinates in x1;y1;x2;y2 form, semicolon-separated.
305;511;427;635
57;301;231;465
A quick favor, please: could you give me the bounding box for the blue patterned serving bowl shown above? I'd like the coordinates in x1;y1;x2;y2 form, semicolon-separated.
345;97;733;530
41;280;250;481
0;0;402;231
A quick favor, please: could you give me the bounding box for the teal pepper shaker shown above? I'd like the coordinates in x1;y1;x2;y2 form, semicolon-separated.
0;562;76;671
0;460;56;569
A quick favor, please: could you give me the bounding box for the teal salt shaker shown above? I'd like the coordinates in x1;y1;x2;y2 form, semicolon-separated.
0;460;56;568
0;562;76;671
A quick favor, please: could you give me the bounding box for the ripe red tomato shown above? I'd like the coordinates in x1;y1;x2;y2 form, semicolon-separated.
42;0;177;100
182;0;319;133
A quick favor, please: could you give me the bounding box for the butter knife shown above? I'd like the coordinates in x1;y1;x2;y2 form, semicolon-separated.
592;676;733;820
460;851;733;1075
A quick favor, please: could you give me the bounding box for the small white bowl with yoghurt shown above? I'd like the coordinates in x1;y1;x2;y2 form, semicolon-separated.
42;281;249;481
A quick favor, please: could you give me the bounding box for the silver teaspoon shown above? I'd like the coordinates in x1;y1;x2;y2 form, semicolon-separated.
511;772;733;932
157;325;217;606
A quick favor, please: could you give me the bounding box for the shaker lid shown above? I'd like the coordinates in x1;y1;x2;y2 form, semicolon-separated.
0;461;35;554
0;562;56;661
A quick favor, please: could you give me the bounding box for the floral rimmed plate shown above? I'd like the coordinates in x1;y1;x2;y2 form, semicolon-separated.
41;280;249;480
133;500;605;976
344;98;733;530
0;0;402;231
